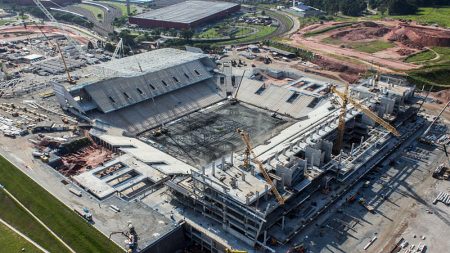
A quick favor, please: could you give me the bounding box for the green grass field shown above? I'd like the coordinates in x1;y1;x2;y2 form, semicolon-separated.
350;40;394;53
0;191;69;252
405;49;437;63
225;25;277;44
407;47;450;88
0;222;43;253
373;6;450;28
0;156;124;253
0;19;11;26
304;22;354;37
77;4;105;21
322;37;394;53
198;26;253;39
100;1;137;17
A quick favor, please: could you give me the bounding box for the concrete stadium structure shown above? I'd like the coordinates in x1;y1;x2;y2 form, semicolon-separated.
52;47;421;252
53;48;226;135
129;1;241;29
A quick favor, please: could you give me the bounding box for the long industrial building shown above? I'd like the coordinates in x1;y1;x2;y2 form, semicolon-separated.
129;1;241;29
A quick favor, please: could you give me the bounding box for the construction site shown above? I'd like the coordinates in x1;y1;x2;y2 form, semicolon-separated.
0;1;449;253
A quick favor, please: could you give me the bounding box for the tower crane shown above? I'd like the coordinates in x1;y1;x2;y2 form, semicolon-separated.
35;24;76;84
237;128;285;205
32;0;83;55
330;84;401;153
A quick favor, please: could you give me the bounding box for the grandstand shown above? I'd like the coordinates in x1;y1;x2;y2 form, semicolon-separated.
236;79;325;119
53;48;225;135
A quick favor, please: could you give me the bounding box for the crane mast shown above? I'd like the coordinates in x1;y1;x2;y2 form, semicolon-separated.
330;84;401;153
237;129;285;205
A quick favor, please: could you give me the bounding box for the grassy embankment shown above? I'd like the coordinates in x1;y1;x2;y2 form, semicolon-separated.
0;222;43;253
0;155;124;253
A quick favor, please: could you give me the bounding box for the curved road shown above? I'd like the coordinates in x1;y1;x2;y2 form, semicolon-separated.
65;1;122;36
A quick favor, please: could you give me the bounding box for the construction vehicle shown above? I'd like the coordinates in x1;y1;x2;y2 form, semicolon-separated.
74;207;93;222
225;249;247;253
330;84;400;153
358;197;375;213
237;128;285;205
150;127;168;137
109;222;138;252
287;243;306;253
55;41;76;84
35;24;76;84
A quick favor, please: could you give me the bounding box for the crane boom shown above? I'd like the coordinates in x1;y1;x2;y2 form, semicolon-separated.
331;85;400;140
32;0;83;55
237;129;285;205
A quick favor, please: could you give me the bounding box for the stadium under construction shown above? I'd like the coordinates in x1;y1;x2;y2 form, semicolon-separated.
52;48;423;252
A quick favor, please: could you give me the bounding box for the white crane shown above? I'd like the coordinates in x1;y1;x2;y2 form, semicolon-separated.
112;38;123;59
32;0;84;55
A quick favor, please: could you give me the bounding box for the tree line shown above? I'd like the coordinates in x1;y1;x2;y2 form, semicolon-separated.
302;0;450;16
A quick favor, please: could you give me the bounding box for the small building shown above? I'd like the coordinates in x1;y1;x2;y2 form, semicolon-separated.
21;54;45;64
247;44;260;53
290;1;324;17
264;46;296;58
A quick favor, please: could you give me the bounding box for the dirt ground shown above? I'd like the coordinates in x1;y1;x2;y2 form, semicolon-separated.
289;20;450;74
0;25;92;44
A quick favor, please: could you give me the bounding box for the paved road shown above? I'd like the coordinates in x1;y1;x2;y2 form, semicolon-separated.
65;1;122;37
0;218;49;253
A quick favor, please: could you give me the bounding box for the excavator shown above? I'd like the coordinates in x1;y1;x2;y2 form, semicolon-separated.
237;128;285;205
330;83;400;153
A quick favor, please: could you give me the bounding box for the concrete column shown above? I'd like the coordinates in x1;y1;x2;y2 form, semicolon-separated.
246;196;249;205
201;166;205;175
230;152;233;165
255;191;260;209
264;231;267;245
350;142;355;156
360;136;364;146
212;162;215;175
221;156;226;168
289;142;293;151
264;185;269;201
242;172;246;182
282;216;285;231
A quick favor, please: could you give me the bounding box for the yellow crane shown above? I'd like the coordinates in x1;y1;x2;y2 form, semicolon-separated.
330;84;400;153
237;128;285;205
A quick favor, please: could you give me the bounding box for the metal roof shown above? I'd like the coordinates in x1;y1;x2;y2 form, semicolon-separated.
134;1;239;24
86;60;213;113
95;48;209;78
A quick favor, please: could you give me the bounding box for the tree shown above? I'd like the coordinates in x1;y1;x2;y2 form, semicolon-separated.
97;13;102;19
340;0;367;16
181;29;194;41
388;0;418;15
